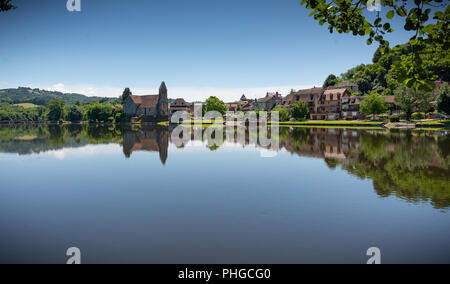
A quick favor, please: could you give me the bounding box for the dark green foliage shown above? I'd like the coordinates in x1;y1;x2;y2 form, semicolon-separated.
394;84;433;121
331;42;448;97
436;83;450;114
291;101;309;121
204;96;227;115
0;103;44;121
301;0;449;91
66;106;83;122
323;74;338;87
46;99;66;122
372;46;383;63
85;102;114;123
272;107;290;121
0;85;129;123
0;98;126;124
360;91;388;116
0;87;116;106
112;104;130;123
411;112;426;120
389;115;400;122
121;88;132;103
0;0;16;11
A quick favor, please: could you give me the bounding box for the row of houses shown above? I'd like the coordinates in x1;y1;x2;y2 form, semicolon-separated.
123;81;399;121
226;81;398;120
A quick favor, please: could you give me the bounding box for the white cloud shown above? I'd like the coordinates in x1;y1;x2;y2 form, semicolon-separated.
44;144;121;160
46;83;318;102
51;83;66;93
0;144;121;160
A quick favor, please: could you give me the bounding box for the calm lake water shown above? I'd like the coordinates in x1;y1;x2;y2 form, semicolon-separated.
0;124;449;264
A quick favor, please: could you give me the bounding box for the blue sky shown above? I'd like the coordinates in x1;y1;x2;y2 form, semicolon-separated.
0;0;414;101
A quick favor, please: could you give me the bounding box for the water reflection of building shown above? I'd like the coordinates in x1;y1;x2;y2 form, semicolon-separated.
280;128;364;162
122;126;169;164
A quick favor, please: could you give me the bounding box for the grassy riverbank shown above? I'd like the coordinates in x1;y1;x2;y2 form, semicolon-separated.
268;120;384;127
417;120;450;127
179;119;384;126
3;119;449;131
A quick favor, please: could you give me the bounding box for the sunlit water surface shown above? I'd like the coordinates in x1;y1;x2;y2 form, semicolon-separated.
0;125;449;263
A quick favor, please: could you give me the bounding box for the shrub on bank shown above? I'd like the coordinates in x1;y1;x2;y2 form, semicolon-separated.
66;106;83;122
272;107;290;121
411;112;426;120
291;101;309;121
389;115;400;122
85;102;114;123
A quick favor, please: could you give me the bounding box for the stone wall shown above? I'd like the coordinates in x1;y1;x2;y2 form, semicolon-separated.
123;96;138;116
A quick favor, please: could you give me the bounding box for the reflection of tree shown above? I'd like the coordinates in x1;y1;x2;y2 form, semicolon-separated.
324;158;338;169
277;127;450;209
207;144;220;151
67;124;83;140
340;131;450;209
0;124;123;155
279;127;311;153
47;125;67;147
358;134;390;163
289;128;310;148
85;125;123;145
437;135;450;167
203;126;225;151
390;133;436;171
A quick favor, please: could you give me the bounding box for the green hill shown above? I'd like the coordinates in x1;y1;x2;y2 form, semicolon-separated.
0;87;118;106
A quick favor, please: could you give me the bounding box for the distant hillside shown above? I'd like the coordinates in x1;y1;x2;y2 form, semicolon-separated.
0;87;117;106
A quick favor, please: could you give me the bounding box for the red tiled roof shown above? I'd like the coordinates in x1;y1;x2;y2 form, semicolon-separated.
130;94;159;109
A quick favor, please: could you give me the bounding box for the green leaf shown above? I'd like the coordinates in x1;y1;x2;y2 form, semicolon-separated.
386;10;395;19
396;7;407;17
405;78;415;88
374;18;382;26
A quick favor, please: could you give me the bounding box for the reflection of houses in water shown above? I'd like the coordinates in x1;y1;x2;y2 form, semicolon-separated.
280;128;364;162
122;126;169;165
165;126;367;161
120;126;380;166
119;126;393;167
